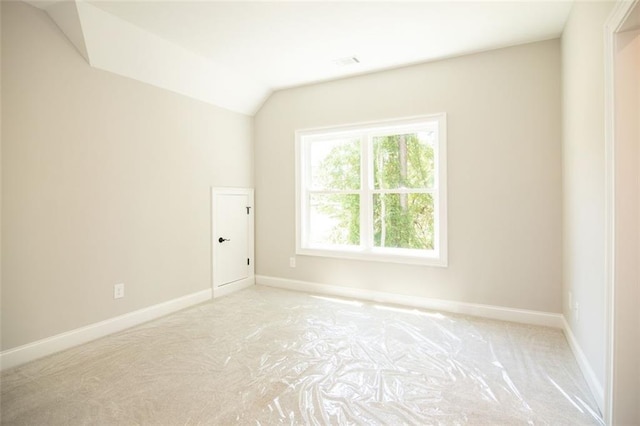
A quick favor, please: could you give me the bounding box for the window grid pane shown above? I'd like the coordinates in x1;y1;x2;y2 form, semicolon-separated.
372;131;436;190
309;138;361;191
308;193;360;247
373;193;435;250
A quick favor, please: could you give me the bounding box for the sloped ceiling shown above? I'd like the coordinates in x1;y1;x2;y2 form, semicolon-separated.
27;0;574;116
39;0;269;115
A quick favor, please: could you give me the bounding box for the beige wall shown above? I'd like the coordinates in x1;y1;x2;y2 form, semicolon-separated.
254;40;562;313
561;0;614;393
1;2;253;351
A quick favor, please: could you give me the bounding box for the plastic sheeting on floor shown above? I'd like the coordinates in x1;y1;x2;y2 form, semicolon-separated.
1;286;602;425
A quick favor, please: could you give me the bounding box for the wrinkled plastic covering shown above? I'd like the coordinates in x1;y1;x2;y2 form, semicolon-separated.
2;286;602;425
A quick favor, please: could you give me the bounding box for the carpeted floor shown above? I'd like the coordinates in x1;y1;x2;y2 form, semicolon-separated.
1;285;602;425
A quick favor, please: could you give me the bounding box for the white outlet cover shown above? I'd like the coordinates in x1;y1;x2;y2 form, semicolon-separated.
289;257;296;268
114;283;125;299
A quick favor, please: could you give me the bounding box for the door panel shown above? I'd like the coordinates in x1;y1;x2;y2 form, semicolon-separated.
215;193;249;287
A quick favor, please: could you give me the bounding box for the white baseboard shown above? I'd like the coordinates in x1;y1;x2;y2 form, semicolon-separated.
256;275;563;328
0;288;212;371
562;316;604;414
213;276;255;298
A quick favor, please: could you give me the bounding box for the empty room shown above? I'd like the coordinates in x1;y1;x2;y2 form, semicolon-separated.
1;0;639;424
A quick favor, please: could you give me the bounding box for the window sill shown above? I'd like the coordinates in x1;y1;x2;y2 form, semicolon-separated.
296;246;448;267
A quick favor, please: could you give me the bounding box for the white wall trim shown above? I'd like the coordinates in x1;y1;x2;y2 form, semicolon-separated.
256;275;563;328
562;315;605;414
0;289;212;371
603;8;617;421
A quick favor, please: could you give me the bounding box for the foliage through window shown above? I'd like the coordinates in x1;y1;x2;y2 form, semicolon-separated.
296;115;447;266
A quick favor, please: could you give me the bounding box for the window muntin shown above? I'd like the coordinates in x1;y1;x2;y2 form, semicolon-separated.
296;115;447;266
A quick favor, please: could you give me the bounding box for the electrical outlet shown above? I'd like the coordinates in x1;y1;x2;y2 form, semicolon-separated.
114;283;125;299
289;257;296;268
575;302;580;322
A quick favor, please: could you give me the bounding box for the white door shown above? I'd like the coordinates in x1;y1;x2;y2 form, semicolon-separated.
212;188;254;296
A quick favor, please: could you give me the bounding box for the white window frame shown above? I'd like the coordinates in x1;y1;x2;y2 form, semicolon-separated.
295;114;448;267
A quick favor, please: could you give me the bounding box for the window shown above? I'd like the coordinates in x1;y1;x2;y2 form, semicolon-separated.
296;114;447;266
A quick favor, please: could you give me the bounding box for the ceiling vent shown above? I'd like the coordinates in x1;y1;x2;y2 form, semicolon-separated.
333;56;360;66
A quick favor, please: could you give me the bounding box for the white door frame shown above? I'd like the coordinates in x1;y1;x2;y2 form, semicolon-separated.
211;187;255;298
604;1;640;423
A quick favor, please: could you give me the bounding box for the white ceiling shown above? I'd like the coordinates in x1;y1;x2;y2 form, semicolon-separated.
29;0;575;114
90;1;573;90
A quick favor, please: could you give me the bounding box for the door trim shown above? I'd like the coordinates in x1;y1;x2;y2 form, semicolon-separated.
604;1;640;423
211;187;255;298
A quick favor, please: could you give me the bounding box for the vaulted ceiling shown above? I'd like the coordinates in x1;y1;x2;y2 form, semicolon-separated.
28;1;574;115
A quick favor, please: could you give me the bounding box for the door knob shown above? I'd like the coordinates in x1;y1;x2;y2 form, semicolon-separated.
218;237;230;243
